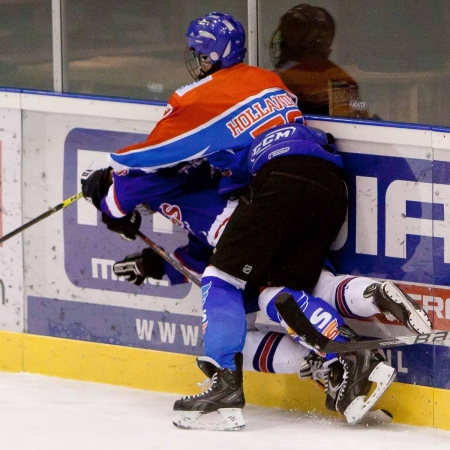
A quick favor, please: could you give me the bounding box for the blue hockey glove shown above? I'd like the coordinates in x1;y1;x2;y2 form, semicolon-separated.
113;248;165;285
101;210;141;241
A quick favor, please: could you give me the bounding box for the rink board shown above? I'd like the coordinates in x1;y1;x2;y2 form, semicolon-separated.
0;329;448;429
1;90;450;429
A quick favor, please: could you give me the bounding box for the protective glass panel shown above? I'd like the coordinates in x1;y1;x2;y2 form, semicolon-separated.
62;0;247;102
0;0;53;90
258;0;450;127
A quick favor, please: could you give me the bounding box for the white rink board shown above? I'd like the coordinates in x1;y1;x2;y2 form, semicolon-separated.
0;106;23;332
20;109;201;316
0;91;449;374
2;91;450;430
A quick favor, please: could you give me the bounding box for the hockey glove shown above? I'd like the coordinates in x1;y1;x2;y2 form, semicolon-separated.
81;167;112;210
113;248;165;285
323;133;338;154
101;210;141;241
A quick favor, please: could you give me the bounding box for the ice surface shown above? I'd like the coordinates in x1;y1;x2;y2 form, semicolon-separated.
0;372;449;450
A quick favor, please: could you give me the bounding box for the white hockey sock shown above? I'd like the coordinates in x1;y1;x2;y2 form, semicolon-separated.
312;270;381;318
243;330;310;374
334;276;381;318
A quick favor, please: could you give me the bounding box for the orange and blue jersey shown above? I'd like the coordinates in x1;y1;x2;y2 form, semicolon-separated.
104;63;342;220
108;63;304;173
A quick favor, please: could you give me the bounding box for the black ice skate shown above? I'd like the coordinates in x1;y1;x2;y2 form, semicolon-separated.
325;349;396;424
172;352;245;431
322;357;346;412
300;354;347;411
365;281;432;334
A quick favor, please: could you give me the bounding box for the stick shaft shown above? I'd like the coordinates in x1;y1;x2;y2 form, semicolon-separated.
135;230;201;287
275;293;448;353
0;192;83;244
0;194;202;288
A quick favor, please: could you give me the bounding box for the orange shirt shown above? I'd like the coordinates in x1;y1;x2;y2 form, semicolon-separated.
276;57;369;118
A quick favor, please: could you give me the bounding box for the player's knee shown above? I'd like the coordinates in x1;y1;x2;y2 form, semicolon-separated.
203;265;246;290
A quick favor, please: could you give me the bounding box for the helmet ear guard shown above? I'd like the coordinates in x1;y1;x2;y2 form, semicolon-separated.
185;12;247;80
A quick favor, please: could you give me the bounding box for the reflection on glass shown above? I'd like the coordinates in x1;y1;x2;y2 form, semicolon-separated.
0;0;53;91
270;4;369;118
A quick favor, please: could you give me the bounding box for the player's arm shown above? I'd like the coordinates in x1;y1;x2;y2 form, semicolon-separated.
80;167;142;240
80;164;195;240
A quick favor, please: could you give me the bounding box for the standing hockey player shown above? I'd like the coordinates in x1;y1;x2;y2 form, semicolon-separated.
80;12;430;430
107;167;429;426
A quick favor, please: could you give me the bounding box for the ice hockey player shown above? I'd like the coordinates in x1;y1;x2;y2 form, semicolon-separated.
82;157;430;428
113;235;431;426
80;12;430;430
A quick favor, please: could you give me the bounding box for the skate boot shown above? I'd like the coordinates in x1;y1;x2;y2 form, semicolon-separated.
298;352;330;388
172;353;245;431
326;349;396;424
298;352;348;413
365;281;432;334
299;325;361;393
322;357;346;412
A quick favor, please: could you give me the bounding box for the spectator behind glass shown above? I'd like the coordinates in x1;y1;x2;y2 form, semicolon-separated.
270;3;369;118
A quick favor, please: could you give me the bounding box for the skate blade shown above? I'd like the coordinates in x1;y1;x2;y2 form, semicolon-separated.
383;281;432;334
172;408;245;431
344;363;396;425
359;408;393;426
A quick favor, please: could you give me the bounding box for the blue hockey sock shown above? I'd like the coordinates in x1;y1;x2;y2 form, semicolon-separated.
201;269;247;370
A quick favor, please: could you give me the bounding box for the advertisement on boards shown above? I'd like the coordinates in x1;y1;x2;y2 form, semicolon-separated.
23;118;450;388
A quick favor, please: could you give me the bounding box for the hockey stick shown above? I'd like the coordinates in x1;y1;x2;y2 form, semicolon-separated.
275;293;447;354
135;230;201;287
0;192;83;245
0;191;201;286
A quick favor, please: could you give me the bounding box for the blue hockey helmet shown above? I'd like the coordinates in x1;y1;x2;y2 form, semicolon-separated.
185;12;246;79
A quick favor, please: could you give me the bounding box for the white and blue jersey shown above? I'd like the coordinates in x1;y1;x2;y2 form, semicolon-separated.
101;161;236;249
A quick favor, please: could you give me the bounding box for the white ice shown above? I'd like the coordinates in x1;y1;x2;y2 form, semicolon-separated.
0;372;449;450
